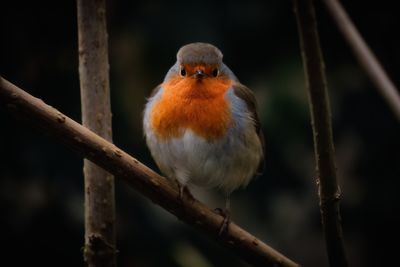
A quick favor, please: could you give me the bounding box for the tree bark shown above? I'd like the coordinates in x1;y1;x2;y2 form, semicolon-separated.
0;76;300;267
76;0;116;266
293;0;348;267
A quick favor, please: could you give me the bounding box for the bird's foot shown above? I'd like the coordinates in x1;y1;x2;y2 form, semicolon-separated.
214;208;231;236
176;182;194;204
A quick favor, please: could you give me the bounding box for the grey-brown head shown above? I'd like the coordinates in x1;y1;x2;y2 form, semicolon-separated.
164;42;238;81
177;42;223;65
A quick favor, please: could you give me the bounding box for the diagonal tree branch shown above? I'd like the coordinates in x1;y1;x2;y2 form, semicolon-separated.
77;0;116;266
293;0;348;267
323;0;400;121
0;77;300;267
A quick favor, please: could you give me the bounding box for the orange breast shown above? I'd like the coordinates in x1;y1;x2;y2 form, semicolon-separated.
150;75;233;140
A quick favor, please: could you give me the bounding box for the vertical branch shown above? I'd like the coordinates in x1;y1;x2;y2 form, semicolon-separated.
293;0;348;267
323;0;400;121
77;0;116;266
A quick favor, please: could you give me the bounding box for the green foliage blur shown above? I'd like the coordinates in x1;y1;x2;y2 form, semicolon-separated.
1;1;399;266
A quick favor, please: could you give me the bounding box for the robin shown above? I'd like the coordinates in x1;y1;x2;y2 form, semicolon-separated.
143;42;264;234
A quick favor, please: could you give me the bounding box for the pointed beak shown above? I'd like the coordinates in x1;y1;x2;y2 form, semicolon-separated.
194;69;206;79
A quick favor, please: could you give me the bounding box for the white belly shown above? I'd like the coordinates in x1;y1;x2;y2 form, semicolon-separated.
145;127;261;194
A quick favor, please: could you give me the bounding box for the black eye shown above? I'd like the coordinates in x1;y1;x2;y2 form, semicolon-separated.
212;68;219;77
180;67;186;77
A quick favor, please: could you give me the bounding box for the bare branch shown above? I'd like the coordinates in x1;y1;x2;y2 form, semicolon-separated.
77;0;116;266
323;0;400;121
0;77;300;267
293;0;348;266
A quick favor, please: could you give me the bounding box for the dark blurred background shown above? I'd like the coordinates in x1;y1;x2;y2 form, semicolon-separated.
1;1;399;266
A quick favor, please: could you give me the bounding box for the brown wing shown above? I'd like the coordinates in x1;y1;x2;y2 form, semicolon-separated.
233;83;265;175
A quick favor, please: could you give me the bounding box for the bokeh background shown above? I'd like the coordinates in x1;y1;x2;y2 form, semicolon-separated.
1;1;399;266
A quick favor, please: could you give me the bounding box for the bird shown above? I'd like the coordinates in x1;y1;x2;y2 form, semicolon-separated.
143;42;264;234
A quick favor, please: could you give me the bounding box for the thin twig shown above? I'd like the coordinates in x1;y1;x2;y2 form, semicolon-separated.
323;0;400;121
293;0;348;267
77;0;116;266
0;77;300;267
